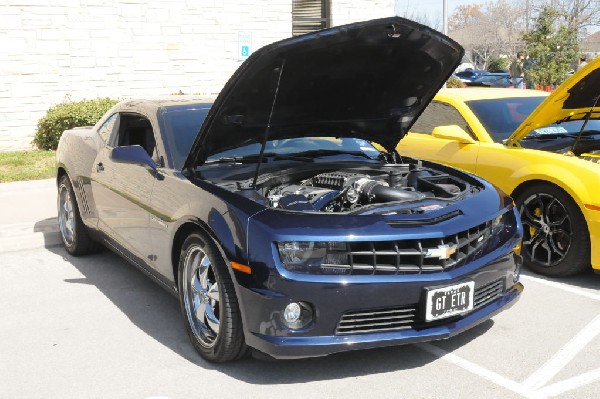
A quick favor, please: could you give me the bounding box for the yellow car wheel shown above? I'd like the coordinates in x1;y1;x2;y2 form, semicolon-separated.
515;183;590;276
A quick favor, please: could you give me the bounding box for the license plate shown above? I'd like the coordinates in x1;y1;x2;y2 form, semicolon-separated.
425;281;475;321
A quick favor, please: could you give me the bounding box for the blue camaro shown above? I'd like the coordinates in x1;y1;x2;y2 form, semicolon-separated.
55;17;523;362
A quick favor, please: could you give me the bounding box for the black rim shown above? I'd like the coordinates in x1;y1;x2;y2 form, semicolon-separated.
519;193;572;267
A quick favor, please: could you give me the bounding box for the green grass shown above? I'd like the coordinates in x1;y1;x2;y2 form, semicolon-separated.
0;150;56;183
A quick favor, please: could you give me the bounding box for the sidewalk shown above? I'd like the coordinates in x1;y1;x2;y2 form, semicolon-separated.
0;178;60;252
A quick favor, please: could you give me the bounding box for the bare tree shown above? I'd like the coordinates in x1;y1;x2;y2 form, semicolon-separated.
555;0;600;34
448;0;526;68
448;4;484;30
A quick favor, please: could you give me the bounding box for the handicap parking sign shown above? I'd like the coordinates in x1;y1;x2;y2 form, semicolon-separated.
238;32;252;60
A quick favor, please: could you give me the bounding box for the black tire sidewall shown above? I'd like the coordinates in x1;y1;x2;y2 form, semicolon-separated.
58;175;80;254
516;184;590;276
177;231;245;362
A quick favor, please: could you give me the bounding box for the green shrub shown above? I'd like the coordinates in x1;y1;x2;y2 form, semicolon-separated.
446;76;464;88
34;97;119;150
487;57;510;72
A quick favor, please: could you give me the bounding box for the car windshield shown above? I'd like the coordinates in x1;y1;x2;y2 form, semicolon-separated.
207;137;383;162
160;105;211;169
467;96;600;142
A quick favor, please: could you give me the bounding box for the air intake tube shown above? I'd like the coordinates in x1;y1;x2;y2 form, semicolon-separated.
360;180;425;203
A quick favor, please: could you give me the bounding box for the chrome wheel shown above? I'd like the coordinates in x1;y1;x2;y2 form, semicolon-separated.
58;182;75;247
182;246;221;347
520;192;572;268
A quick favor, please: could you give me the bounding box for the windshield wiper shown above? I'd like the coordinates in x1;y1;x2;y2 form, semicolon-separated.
205;153;313;164
522;130;600;140
290;149;381;160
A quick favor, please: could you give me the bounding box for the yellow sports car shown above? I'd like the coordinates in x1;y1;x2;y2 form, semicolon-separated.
398;57;600;277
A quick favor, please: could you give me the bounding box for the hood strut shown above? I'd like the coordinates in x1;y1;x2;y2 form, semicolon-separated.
570;94;600;155
250;60;286;189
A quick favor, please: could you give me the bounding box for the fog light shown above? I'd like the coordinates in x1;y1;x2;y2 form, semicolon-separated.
282;302;313;329
284;303;301;323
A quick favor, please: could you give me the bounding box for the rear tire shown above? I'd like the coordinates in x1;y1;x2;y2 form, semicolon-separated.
515;183;590;277
57;175;101;256
177;231;248;362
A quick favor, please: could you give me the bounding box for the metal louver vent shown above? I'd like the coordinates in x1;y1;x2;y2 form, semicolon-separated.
292;0;330;36
76;179;91;215
336;278;505;335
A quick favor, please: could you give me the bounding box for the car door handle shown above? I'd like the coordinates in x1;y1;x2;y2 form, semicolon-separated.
96;162;104;172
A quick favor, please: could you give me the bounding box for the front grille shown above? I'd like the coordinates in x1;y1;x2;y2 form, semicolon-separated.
335;278;505;335
321;220;493;275
335;305;418;335
474;278;504;308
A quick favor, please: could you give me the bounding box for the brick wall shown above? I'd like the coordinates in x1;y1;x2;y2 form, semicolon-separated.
330;0;395;27
0;0;394;151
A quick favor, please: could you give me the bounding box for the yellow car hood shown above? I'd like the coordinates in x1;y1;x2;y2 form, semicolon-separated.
507;57;600;146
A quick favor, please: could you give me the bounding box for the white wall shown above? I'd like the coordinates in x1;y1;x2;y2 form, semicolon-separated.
0;0;395;151
331;0;395;27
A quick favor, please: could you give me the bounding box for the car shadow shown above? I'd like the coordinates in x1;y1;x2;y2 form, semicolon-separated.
33;217;61;248
41;239;495;384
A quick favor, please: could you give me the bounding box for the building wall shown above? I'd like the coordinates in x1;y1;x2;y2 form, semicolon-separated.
0;0;395;151
330;0;395;27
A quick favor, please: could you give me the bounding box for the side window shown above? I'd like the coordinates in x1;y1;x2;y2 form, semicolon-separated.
110;113;158;161
411;101;473;138
97;114;118;143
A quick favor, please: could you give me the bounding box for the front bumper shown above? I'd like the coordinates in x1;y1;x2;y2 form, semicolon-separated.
583;208;600;271
238;249;523;359
247;282;522;359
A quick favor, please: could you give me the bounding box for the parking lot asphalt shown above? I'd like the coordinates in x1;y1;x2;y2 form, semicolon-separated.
1;179;599;399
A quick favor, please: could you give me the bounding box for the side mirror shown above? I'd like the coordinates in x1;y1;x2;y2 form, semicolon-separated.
111;145;158;170
432;125;475;144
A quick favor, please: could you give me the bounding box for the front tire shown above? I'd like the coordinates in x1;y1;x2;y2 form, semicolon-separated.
177;231;248;362
515;183;590;277
57;175;100;256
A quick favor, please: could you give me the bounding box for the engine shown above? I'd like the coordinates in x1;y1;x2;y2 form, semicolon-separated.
265;166;466;212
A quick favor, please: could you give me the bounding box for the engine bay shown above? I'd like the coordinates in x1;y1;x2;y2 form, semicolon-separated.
258;162;476;213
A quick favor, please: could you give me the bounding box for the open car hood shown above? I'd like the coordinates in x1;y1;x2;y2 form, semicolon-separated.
183;17;464;169
507;56;600;146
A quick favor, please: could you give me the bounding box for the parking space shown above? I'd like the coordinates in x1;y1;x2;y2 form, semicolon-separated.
0;244;598;398
0;180;598;398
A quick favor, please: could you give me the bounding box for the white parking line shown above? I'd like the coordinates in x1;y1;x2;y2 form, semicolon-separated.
416;343;544;399
520;275;600;302
522;312;600;390
537;368;600;397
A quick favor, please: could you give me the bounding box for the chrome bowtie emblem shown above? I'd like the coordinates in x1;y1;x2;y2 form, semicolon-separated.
425;244;458;260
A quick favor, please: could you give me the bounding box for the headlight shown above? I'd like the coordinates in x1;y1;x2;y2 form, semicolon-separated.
483;208;520;252
491;214;504;235
277;241;350;274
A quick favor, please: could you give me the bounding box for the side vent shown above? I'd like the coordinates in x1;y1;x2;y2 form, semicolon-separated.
75;179;91;215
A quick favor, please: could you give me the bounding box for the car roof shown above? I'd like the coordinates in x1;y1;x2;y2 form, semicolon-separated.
117;96;216;113
436;88;550;102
